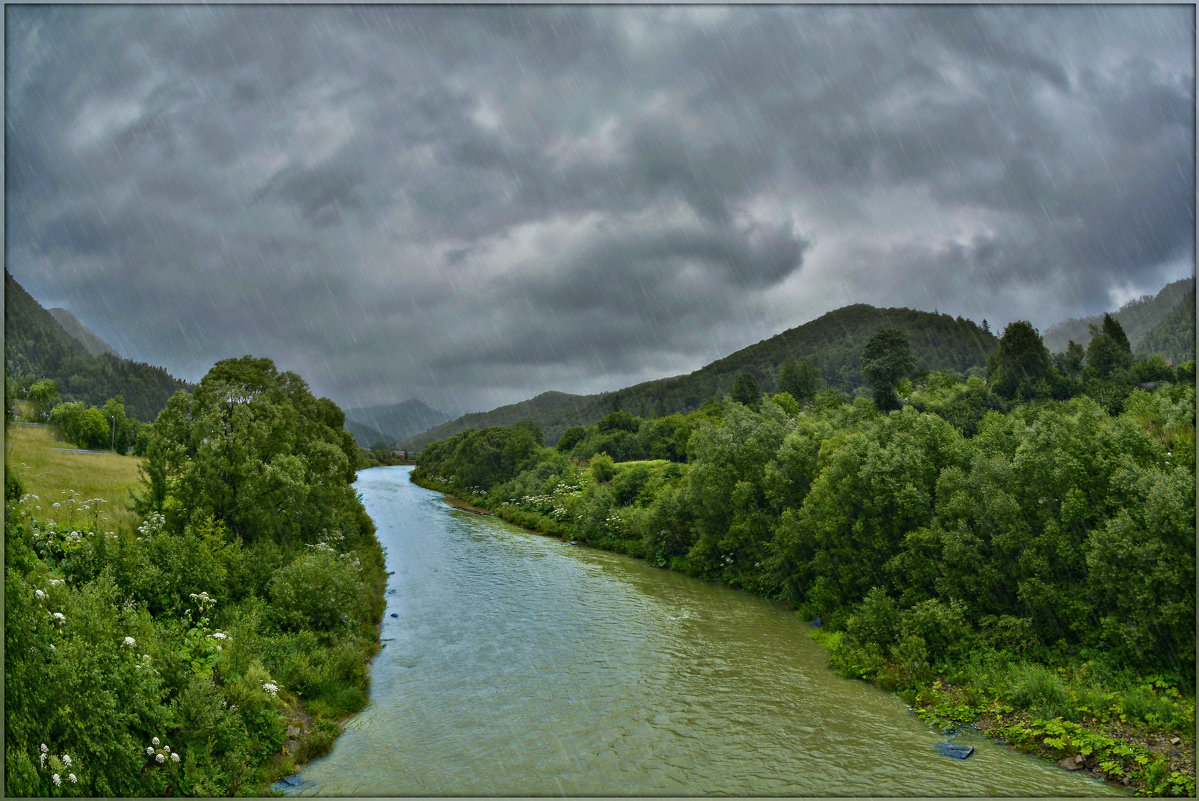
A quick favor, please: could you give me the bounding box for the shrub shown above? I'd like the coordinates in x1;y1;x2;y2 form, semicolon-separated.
268;550;368;633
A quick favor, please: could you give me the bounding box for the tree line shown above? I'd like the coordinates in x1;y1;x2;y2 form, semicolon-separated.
411;319;1195;793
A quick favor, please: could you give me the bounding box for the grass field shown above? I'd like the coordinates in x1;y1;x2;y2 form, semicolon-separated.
4;423;144;530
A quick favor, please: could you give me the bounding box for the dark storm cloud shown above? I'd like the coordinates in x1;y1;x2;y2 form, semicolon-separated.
6;5;1193;413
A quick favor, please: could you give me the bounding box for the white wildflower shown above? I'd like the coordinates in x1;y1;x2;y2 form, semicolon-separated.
155;753;165;764
34;589;46;600
151;737;159;746
49;579;63;587
146;747;155;756
123;636;136;647
51;774;61;786
52;612;65;622
62;754;71;766
68;773;77;784
210;631;227;640
262;682;278;696
163;745;170;753
39;753;47;767
170;753;180;763
40;743;48;754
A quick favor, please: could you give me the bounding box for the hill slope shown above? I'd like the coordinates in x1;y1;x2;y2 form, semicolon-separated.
1136;287;1196;365
47;307;120;358
1042;277;1195;355
401;304;997;449
344;399;452;444
5;270;192;421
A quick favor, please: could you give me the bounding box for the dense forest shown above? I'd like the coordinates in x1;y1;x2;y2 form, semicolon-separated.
402;304;998;450
5;357;387;795
5;271;192;421
1043;278;1195;363
412;320;1196;795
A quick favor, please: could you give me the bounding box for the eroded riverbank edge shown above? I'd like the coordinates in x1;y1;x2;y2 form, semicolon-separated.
411;470;1191;797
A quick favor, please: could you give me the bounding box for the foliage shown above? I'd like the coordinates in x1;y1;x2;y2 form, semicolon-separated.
987;320;1052;400
6;271;192;422
6;356;386;797
861;329;915;411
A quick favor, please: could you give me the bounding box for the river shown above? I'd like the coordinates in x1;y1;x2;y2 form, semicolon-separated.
293;465;1122;796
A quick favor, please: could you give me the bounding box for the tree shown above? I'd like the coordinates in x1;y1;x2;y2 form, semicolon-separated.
778;358;822;404
861;329;915;411
1086;314;1133;378
731;371;762;407
986;321;1051;400
27;378;58;421
139;356;364;545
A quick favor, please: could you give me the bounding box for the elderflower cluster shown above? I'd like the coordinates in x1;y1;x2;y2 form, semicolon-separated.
262;681;279;696
38;743;78;787
144;737;180;766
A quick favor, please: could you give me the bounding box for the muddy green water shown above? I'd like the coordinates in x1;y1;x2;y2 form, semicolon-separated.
295;466;1122;796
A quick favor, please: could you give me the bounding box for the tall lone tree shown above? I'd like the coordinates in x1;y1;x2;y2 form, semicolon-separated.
987;320;1051;399
1085;313;1134;378
861;329;915;411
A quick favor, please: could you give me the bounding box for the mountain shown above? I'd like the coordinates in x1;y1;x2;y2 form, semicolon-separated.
1042;278;1195;355
5;270;192;421
1135;286;1196;365
344;399;453;444
344;418;391;449
47;307;120;358
400;303;998;450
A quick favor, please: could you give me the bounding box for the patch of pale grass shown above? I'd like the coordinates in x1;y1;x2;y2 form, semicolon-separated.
5;424;144;530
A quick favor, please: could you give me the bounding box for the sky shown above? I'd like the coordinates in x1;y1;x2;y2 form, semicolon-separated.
6;5;1194;415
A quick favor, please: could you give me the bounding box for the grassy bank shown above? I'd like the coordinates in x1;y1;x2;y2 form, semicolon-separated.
4;423;143;530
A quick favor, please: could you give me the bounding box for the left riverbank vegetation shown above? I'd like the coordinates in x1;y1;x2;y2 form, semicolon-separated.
5;356;386;796
413;322;1195;796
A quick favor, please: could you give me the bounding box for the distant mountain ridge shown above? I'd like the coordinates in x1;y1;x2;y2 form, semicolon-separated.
5;270;193;421
400;303;999;450
47;307;120;358
1042;277;1195;356
344;399;452;445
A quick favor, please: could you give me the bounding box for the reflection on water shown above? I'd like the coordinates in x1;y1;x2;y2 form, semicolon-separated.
296;465;1123;796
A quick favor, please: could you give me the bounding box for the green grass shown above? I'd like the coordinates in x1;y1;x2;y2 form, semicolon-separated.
4;423;144;530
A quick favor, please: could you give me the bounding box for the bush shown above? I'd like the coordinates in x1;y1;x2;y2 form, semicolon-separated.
268;549;368;633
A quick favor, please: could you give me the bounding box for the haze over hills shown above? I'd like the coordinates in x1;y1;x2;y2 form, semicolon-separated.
1042;278;1195;358
399;303;999;450
5;270;193;421
344;399;452;446
47;308;120;358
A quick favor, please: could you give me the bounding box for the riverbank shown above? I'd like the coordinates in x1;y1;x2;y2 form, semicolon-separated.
410;469;1194;796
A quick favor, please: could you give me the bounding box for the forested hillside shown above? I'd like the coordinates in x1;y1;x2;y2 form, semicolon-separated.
1137;287;1196;366
5;271;191;421
402;304;997;449
1042;278;1195;356
47;308;120;358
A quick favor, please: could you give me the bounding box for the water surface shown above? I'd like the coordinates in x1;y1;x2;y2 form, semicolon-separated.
298;466;1122;796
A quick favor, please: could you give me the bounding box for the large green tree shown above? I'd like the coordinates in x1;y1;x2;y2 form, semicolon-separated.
861;329;915;411
139;356;364;545
986;320;1051;400
777;358;822;404
1085;313;1134;378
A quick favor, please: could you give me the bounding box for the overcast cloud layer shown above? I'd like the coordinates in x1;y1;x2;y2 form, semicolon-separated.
7;5;1194;413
